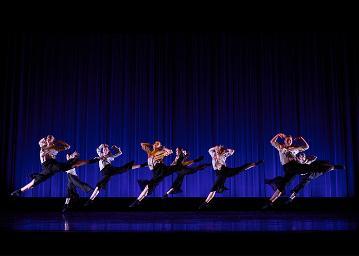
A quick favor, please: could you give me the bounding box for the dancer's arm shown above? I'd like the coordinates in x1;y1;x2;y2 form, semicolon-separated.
295;136;309;151
224;148;235;157
55;140;71;151
270;133;284;150
140;142;151;153
208;146;216;157
162;147;173;156
111;145;122;158
38;138;46;147
96;144;104;157
46;140;70;152
305;155;317;164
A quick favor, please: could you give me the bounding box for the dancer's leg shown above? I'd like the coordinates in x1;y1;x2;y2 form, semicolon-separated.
68;174;93;193
225;160;263;178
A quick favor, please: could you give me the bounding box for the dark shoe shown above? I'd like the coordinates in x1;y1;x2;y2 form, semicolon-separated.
198;202;209;210
193;156;204;163
129;200;141;208
261;201;274;210
334;164;345;170
255;160;264;166
84;199;94;207
10;189;22;197
283;198;294;205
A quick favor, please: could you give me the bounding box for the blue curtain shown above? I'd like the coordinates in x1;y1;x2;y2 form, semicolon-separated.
2;32;358;198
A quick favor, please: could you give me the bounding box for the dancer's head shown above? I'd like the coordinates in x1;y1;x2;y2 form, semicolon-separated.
296;152;306;163
46;135;55;144
153;141;162;149
176;147;183;155
284;135;293;147
176;147;188;157
216;145;225;154
102;144;110;155
66;151;79;160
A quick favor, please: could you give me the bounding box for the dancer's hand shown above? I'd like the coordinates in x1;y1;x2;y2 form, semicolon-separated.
112;145;121;153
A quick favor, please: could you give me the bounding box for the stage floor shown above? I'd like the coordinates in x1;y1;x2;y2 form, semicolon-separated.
2;199;359;254
1;211;357;232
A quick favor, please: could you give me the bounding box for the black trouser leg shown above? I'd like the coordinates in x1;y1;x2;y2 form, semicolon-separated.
224;162;257;178
68;174;93;193
210;174;227;192
66;175;79;201
111;161;135;175
171;174;186;193
96;175;111;189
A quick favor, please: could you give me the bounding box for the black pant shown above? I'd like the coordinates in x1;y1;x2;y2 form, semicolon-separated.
210;162;256;192
291;172;323;194
170;164;209;194
267;160;334;193
138;163;186;195
96;161;134;189
32;159;78;187
66;174;93;198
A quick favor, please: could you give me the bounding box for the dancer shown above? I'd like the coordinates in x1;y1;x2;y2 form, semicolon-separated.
62;151;94;213
137;147;207;198
199;145;263;209
129;141;174;207
285;152;345;204
84;144;145;206
162;148;210;198
10;135;99;197
263;133;310;208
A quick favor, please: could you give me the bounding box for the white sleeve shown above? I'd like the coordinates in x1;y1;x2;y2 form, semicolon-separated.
96;144;104;157
208;147;216;157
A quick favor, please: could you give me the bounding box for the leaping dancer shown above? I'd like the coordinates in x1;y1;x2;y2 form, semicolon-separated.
62;151;94;213
199;145;263;209
263;133;312;208
84;143;146;206
162;147;210;198
10;135;99;197
129;141;173;207
281;152;345;205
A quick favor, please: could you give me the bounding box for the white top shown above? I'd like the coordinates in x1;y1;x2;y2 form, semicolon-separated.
208;147;235;170
39;148;58;164
96;144;122;171
273;145;306;165
147;150;168;170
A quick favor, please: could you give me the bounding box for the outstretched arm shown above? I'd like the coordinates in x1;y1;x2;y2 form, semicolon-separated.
162;147;173;156
55;140;71;150
46;140;71;152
